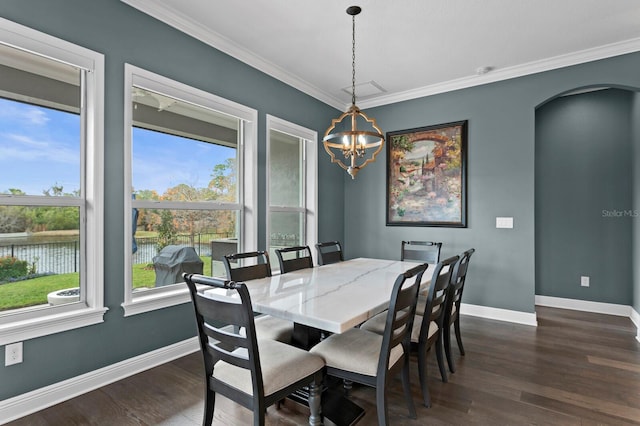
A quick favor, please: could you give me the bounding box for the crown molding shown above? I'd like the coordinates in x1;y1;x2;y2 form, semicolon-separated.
359;36;640;109
122;0;640;111
121;0;345;110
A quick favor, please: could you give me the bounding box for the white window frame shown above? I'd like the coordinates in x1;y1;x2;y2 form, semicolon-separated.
265;115;317;271
122;64;257;316
0;18;105;346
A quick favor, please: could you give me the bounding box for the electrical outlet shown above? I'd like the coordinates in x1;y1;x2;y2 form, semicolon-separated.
5;342;23;366
580;276;590;287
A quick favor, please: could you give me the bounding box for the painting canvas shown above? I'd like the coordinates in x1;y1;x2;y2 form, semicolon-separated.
386;121;467;227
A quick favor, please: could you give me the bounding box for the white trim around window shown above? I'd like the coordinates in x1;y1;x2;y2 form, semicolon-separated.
0;18;106;346
121;64;258;316
265;115;317;270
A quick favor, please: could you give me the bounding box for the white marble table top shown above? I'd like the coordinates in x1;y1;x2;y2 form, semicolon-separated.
207;258;431;334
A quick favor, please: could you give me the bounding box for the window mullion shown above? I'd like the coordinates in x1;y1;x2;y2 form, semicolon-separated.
269;206;306;213
0;195;83;207
132;200;241;211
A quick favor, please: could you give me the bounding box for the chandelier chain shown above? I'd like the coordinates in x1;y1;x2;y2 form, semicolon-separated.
351;13;356;106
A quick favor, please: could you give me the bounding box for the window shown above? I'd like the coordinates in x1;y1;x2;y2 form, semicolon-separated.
0;18;105;345
266;115;317;271
123;65;257;316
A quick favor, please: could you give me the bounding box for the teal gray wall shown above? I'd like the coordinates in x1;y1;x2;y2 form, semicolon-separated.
343;55;640;314
535;89;633;304
0;0;342;400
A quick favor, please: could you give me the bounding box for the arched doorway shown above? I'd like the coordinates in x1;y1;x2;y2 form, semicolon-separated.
535;86;636;307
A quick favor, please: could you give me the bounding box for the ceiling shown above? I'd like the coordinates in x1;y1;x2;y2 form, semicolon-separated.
123;0;640;110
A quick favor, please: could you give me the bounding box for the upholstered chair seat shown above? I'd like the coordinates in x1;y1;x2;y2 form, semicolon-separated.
361;313;438;343
214;338;325;396
310;328;404;376
254;315;294;343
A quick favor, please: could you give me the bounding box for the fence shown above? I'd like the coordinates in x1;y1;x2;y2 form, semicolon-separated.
0;241;79;275
0;232;233;275
132;232;232;264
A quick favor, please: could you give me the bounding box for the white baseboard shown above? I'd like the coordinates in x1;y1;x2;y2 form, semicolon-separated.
535;295;640;342
460;303;538;326
631;307;640;343
0;337;199;425
535;295;632;316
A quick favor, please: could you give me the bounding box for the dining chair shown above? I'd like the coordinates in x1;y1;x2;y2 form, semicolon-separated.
402;241;442;317
184;273;324;426
413;255;458;407
361;255;458;408
223;251;294;344
315;241;344;266
401;240;442;264
443;248;475;373
275;245;314;273
310;263;427;426
223;250;272;282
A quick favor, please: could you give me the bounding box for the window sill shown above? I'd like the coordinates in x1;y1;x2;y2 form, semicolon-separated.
0;306;108;346
121;287;191;317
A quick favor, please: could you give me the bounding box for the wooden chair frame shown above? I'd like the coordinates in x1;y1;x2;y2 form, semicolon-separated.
184;273;323;426
223;250;272;281
315;241;344;266
444;248;475;373
316;263;427;425
415;255;458;407
275;245;314;273
401;241;442;264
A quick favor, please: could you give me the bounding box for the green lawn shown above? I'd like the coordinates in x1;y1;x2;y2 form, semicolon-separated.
0;256;212;311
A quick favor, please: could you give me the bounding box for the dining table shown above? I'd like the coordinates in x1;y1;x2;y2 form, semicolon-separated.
205;257;431;426
237;257;429;334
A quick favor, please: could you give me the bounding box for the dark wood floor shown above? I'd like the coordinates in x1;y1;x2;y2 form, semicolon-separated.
8;306;640;425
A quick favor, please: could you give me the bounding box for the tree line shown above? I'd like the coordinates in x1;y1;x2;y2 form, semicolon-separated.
0;159;236;238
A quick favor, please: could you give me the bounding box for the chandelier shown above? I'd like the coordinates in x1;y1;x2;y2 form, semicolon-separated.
323;6;384;179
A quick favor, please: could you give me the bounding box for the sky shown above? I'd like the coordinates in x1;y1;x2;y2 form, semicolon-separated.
0;98;234;196
132;127;235;195
0;98;79;195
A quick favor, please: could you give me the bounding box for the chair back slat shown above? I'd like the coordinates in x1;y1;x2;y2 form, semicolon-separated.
223;251;272;281
207;342;252;370
419;255;458;343
227;264;271;282
315;241;344;266
184;274;264;398
275;246;314;273
401;241;442;264
202;322;246;351
377;263;428;375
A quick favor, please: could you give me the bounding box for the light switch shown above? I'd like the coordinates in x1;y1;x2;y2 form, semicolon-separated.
496;217;513;229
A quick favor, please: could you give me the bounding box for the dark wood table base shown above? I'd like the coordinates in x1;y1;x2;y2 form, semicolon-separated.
289;325;365;425
288;377;365;426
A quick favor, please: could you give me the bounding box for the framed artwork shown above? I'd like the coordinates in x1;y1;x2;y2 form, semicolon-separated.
386;120;467;227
